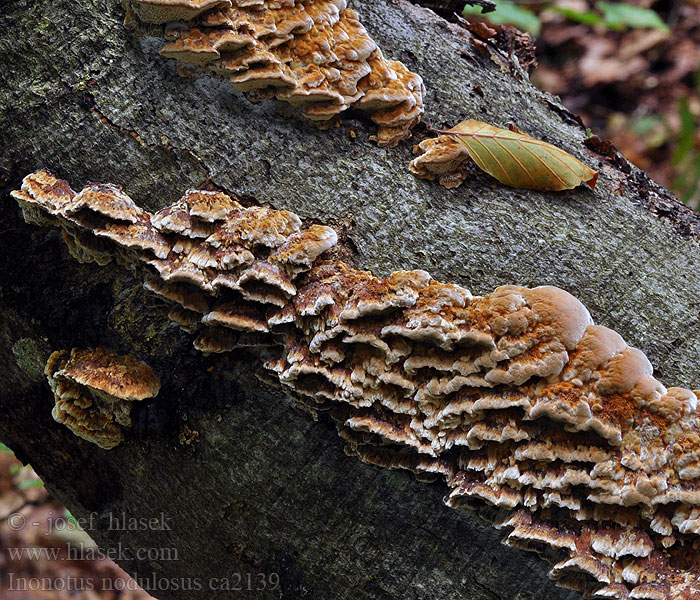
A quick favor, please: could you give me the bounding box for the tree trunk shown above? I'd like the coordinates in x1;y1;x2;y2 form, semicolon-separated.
2;1;700;599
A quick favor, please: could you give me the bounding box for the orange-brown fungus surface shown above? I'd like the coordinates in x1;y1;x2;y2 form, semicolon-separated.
14;170;700;599
45;347;160;449
122;0;424;146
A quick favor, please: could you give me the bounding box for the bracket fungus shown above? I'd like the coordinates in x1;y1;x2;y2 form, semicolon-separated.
409;135;471;189
121;0;425;146
14;170;700;598
45;347;161;449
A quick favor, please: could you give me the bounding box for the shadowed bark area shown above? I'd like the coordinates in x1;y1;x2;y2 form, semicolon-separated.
1;0;700;598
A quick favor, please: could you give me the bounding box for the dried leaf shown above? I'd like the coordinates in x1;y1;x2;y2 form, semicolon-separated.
439;119;599;191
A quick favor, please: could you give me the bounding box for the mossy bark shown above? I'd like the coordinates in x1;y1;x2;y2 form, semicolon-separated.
1;1;699;598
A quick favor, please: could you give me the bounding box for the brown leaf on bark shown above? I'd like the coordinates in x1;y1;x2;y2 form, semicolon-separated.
437;119;599;191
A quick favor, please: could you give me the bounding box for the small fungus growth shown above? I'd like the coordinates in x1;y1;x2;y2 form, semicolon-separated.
409;134;471;189
13;170;700;599
122;0;425;146
45;347;161;449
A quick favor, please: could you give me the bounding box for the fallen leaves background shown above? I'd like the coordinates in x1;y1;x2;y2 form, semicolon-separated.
534;0;700;206
465;0;700;206
0;446;155;599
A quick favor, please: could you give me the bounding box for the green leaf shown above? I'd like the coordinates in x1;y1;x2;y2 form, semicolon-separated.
674;153;700;205
18;479;44;490
630;115;662;137
440;119;599;191
463;1;542;35
672;96;695;166
64;509;79;526
597;1;669;32
671;96;700;204
547;5;606;26
0;442;14;454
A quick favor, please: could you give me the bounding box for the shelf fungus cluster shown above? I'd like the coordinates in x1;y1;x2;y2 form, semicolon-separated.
121;0;425;146
409;134;471;189
45;347;161;449
14;169;700;599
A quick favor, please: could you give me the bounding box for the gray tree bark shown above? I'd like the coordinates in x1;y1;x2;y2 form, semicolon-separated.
1;0;700;598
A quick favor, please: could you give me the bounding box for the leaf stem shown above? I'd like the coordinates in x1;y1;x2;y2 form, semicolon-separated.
427;126;457;136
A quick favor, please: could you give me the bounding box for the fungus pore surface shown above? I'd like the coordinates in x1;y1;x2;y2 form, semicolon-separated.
45;347;161;449
13;170;700;599
122;0;425;146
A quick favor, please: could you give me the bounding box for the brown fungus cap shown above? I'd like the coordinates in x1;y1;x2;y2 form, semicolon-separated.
11;169;76;214
409;135;471;189
152;199;217;238
94;215;171;259
270;225;338;275
159;29;255;64
206;204;302;248
183;189;241;220
202;301;269;332
67;183;145;224
52;347;160;402
125;0;232;24
237;260;296;298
